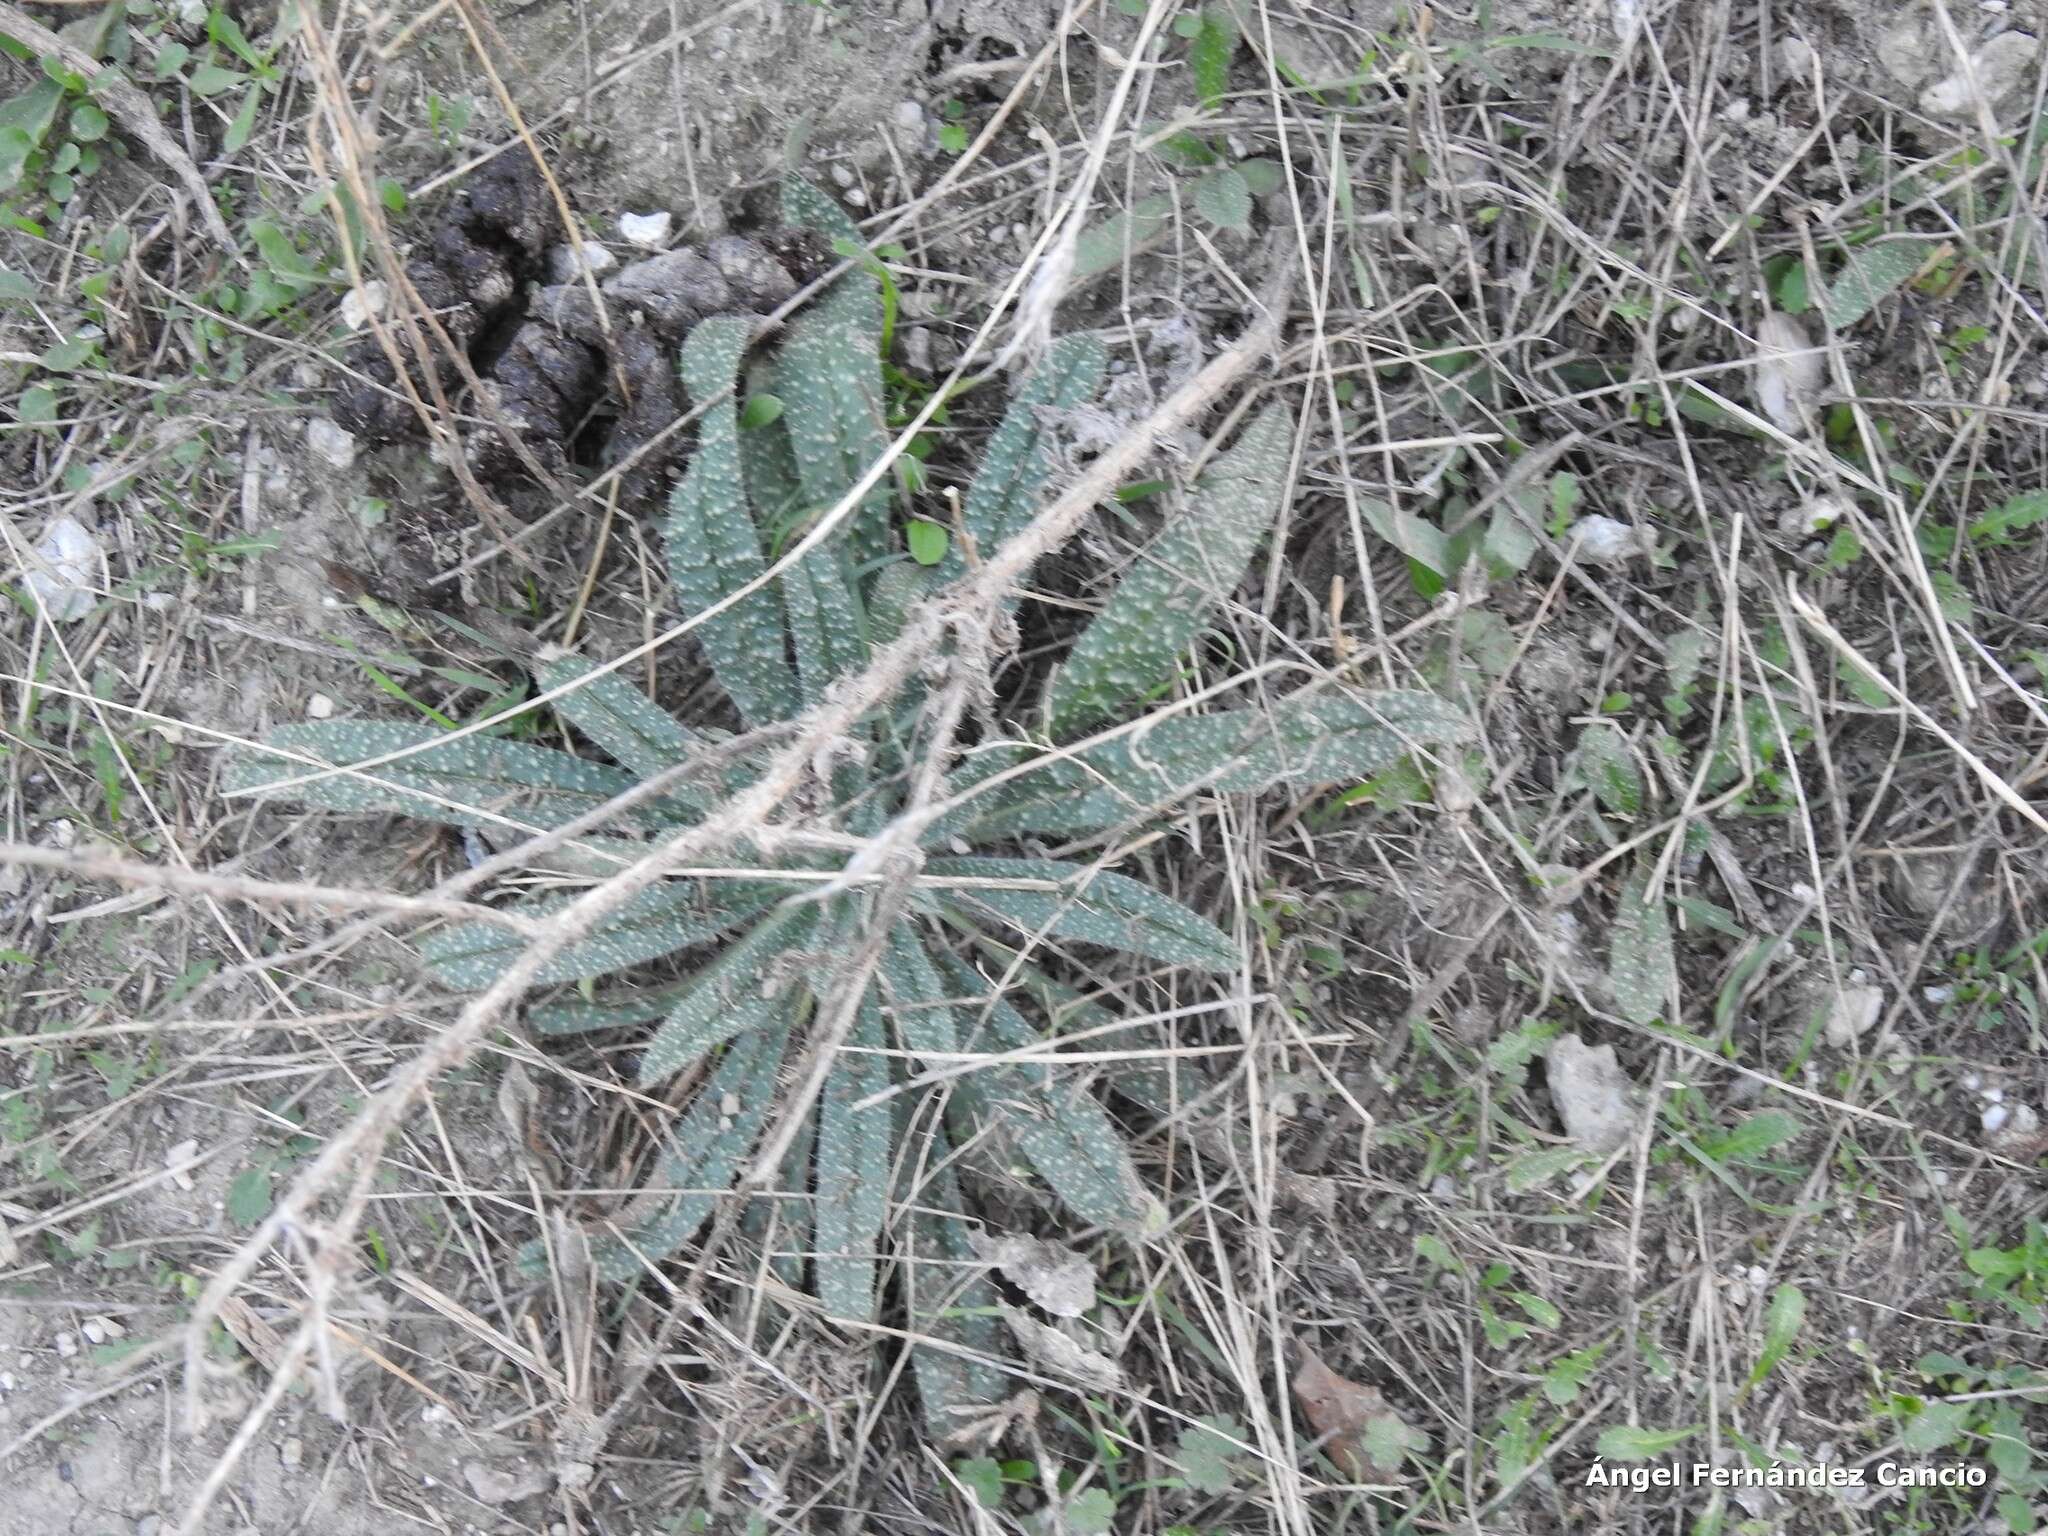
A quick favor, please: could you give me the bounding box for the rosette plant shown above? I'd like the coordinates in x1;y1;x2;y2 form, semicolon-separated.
228;179;1467;1421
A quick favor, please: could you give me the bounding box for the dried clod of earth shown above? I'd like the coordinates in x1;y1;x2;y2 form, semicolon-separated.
333;157;824;506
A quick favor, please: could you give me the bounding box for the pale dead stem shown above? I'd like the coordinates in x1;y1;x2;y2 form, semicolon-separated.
169;241;1297;1532
0;839;546;933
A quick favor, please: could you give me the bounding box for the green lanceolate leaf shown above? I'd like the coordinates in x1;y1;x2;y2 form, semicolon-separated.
932;689;1471;843
954;335;1108;574
777;314;896;573
779;173;883;334
581;1008;793;1281
1048;404;1294;739
528;976;700;1036
536;653;704;795
749;1096;814;1293
782;542;870;705
814;987;893;1320
638;905;817;1085
933;951;1165;1238
422;882;778;991
669;315;801;729
1819;240;1923;330
903;1123;1008;1430
878;924;962;1060
224;722;642;833
928;856;1237;971
1608;871;1675;1026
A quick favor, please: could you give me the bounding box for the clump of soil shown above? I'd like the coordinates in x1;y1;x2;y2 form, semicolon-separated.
334;155;827;508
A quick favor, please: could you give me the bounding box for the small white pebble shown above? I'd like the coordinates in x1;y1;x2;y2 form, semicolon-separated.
81;1319;106;1345
546;240;617;282
306;418;357;471
1961;1071;1983;1092
53;1332;78;1359
618;211;671;249
307;693;336;720
1984;1103;2011;1133
339;280;387;331
1569;514;1650;566
1985;1086;2006;1103
166;1138;199;1190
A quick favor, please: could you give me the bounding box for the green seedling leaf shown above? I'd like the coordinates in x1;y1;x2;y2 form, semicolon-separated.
1820;240;1925;330
1236;157;1284;195
1049;404;1293;738
905;518;948;565
1177;1415;1244;1494
1188;5;1240;105
928;855;1238;971
1699;1110;1802;1166
1066;1489;1118;1535
814;987;893;1320
1543;1343;1606;1405
953;1457;1004;1509
1608;872;1674;1025
1576;724;1643;818
1899;1398;1969;1453
1595;1424;1697;1461
1970;490;2048;545
1360;495;1451;576
1507;1144;1589;1193
1192;165;1252;232
1073;193;1174;279
226;1166;270;1228
1745;1282;1805;1388
740;392;784;430
69;101;107;142
668;315;801;728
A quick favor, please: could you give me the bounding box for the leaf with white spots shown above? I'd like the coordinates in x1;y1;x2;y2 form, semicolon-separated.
952;335;1107;575
779;174;882;333
637;906;814;1085
668;315;801;729
927;855;1237;972
902;1124;1008;1430
814;986;892;1321
535;654;703;794
225;723;644;832
571;1009;792;1282
934;950;1165;1239
528;977;700;1036
1820;240;1924;331
931;689;1470;843
1607;872;1675;1026
1048;404;1294;739
422;882;778;990
776;314;896;574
